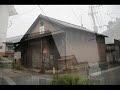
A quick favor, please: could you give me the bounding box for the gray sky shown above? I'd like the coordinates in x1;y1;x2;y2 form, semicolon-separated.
7;5;120;38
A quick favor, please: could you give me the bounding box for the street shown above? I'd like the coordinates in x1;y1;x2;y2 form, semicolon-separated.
1;66;120;85
90;66;120;85
0;68;52;85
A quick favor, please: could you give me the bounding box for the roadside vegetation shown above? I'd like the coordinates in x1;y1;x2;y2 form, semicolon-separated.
50;74;98;85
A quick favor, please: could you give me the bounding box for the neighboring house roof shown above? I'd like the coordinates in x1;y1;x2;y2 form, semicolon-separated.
7;5;17;16
102;22;120;44
24;14;107;38
6;35;23;43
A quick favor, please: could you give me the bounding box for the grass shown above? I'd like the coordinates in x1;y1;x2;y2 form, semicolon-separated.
0;62;13;69
0;62;24;70
49;74;97;85
13;63;26;70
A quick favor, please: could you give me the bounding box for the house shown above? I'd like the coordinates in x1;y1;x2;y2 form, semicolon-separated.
4;35;23;57
103;18;120;63
106;39;120;63
0;5;17;56
15;14;107;70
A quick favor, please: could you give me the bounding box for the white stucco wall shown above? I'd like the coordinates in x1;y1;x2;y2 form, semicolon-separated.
0;5;9;53
0;5;17;53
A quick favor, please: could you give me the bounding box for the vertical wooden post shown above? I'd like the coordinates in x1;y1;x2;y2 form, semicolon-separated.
86;65;89;79
40;38;45;73
64;32;67;70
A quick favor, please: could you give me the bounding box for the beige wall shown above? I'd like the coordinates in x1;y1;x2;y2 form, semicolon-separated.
65;29;106;64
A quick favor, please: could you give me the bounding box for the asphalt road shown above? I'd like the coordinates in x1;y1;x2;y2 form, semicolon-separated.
0;68;52;85
90;66;120;85
1;66;120;85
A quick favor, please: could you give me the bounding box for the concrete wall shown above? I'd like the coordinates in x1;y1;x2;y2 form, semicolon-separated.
0;5;9;54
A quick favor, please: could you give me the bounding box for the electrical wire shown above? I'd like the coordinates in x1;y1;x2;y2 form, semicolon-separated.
76;8;84;27
37;5;77;54
71;8;82;26
96;6;103;26
8;20;12;28
38;5;46;16
94;7;100;28
94;6;102;32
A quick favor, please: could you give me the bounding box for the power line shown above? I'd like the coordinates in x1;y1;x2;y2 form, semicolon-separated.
37;5;98;62
37;5;97;55
88;9;94;26
76;8;84;27
94;6;103;31
97;6;103;29
71;8;82;26
38;5;46;16
94;7;100;27
8;20;12;28
89;5;98;33
37;5;78;69
110;13;120;14
38;5;80;56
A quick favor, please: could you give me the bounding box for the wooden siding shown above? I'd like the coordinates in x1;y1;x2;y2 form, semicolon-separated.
31;18;61;34
20;17;106;68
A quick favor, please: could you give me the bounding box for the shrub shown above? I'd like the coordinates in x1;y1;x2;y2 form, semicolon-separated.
50;74;97;85
13;63;25;70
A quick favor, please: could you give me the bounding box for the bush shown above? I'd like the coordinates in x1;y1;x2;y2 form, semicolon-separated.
13;63;25;70
0;62;13;69
50;74;96;85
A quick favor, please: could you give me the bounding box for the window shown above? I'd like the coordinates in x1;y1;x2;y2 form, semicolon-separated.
8;46;13;51
40;26;44;34
39;22;45;34
0;46;2;49
6;45;14;52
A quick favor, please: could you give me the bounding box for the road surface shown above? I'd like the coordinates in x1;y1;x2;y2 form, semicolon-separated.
90;66;120;85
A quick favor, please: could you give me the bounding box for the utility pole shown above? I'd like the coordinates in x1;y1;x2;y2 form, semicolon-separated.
89;5;103;33
89;5;98;33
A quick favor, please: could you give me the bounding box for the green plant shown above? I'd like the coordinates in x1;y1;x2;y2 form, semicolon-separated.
13;63;25;70
50;74;97;85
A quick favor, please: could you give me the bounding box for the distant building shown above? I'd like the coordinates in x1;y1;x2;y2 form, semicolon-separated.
103;18;120;63
4;35;23;57
15;14;107;69
0;5;17;56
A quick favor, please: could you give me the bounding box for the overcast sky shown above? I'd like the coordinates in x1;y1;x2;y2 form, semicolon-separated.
7;5;120;38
